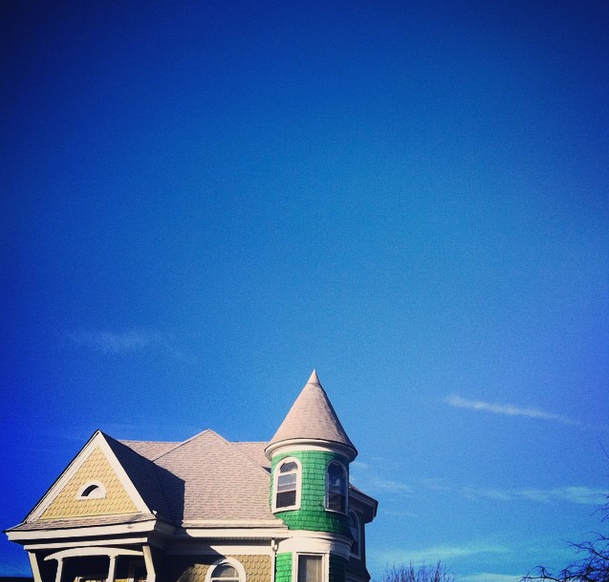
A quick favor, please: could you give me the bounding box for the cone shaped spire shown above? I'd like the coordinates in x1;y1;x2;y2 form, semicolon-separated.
265;371;357;460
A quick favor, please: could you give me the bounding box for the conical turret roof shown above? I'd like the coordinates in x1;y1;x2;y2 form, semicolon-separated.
265;370;357;460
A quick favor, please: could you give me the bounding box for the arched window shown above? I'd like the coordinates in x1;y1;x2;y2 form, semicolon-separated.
326;461;347;513
211;565;240;582
206;559;245;582
274;458;301;511
77;481;106;499
349;511;361;557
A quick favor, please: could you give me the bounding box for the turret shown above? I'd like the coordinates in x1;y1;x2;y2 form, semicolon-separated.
266;371;357;582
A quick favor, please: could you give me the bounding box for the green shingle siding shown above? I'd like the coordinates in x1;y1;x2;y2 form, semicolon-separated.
329;555;347;582
276;552;293;582
271;451;350;536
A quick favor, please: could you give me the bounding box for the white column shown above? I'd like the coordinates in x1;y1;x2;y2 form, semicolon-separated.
54;557;64;582
107;555;117;582
28;552;42;582
142;546;156;582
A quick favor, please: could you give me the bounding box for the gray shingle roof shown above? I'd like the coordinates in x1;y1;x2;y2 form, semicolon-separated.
138;430;283;524
266;370;357;459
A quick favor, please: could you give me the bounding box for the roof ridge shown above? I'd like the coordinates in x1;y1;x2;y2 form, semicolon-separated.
150;428;219;461
231;442;272;474
104;433;176;522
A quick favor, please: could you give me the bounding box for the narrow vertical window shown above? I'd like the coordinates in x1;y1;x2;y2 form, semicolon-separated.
297;555;322;582
274;458;301;510
349;511;361;557
326;461;347;513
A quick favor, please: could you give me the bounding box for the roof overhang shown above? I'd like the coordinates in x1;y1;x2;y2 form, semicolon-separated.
264;438;357;462
6;518;175;545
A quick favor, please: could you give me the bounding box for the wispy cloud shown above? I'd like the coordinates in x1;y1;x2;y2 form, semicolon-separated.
67;329;164;354
65;328;196;363
370;477;415;494
446;395;579;427
373;543;509;567
459;485;606;505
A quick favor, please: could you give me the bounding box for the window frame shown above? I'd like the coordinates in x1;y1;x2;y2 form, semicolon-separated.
325;460;348;514
348;510;362;558
205;558;246;582
273;457;302;512
295;553;325;582
76;481;107;500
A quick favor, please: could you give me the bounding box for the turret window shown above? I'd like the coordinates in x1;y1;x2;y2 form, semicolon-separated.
349;510;361;557
297;555;323;582
274;457;301;511
325;461;347;513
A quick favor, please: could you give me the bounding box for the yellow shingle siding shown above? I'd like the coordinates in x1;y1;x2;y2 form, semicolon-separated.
238;555;272;582
40;446;139;519
172;555;271;582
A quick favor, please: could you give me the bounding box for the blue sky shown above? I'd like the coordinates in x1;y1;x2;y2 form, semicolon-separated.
1;1;608;581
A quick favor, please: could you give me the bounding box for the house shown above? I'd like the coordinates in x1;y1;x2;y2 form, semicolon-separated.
6;371;378;582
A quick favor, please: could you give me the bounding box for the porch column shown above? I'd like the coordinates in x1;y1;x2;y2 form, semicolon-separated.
142;546;156;582
27;552;42;582
54;557;64;582
107;555;117;582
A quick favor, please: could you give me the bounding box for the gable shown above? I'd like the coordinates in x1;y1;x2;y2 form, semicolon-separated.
39;445;139;519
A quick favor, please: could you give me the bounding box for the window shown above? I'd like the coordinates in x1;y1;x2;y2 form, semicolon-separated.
211;565;240;582
77;481;106;499
349;511;361;557
206;559;245;582
274;458;301;511
325;461;347;513
297;555;323;582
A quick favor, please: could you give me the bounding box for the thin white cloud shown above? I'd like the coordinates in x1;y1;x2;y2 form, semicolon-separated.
446;395;579;427
374;543;508;566
67;329;164;354
461;485;606;505
65;328;196;363
370;477;415;494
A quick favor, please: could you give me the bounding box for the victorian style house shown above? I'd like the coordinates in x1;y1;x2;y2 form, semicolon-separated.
6;371;377;582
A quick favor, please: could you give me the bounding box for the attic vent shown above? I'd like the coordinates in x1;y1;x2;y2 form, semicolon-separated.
77;481;106;499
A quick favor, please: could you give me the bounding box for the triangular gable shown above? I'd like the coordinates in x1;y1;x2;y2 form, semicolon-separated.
27;431;150;522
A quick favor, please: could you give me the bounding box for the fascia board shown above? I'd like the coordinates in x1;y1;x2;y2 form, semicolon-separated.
7;518;170;542
180;527;289;540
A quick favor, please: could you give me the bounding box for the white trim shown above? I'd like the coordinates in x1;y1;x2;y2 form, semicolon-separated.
276;531;351;560
9;518;163;542
28;432;149;521
293;553;327;582
182;520;285;527
54;557;64;582
77;481;107;500
45;547;143;561
204;557;247;582
143;545;156;582
266;443;355;461
28;552;42;582
107;555;117;582
180;527;289;539
272;457;302;513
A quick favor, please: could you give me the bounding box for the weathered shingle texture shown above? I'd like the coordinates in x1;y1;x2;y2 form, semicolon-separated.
268;370;356;455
